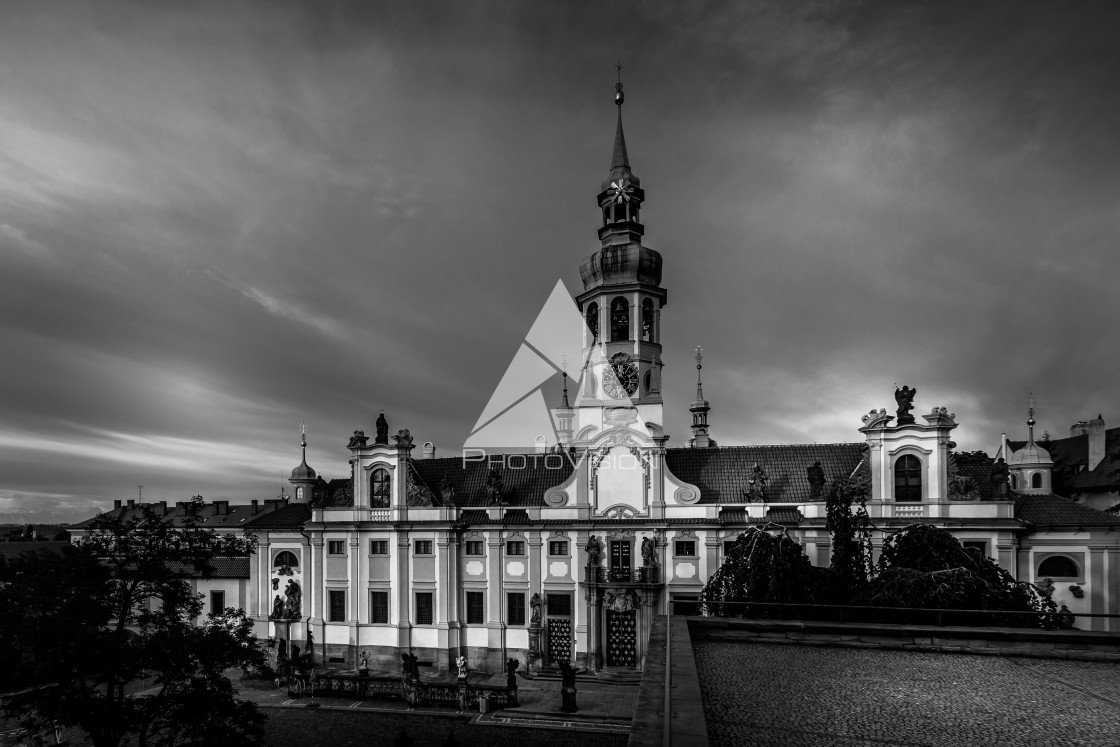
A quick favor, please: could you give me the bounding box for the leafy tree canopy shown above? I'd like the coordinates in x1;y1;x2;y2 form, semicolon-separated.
698;526;827;615
0;498;267;747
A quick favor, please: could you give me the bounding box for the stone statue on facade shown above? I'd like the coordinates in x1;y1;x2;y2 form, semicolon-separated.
282;579;302;620
439;474;455;504
359;651;369;674
505;658;520;691
456;655;467;679
747;464;769;502
641;536;655;566
270;594;284;620
375;411;389;444
990;457;1010;497
529;593;542;626
585;535;602;567
894;385;917;425
806;461;826;500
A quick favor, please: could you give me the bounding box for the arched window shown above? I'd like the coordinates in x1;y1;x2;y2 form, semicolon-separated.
610;297;629;342
295;486;304;502
894;455;922;502
641;299;654;341
1009;474;1018;489
644;371;652;394
1038;555;1079;578
274;550;298;569
1031;472;1043;489
370;468;391;508
586;302;599;339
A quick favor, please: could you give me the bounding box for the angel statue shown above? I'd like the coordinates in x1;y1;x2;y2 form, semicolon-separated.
894;385;917;425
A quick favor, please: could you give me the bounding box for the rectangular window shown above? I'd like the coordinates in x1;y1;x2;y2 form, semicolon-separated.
675;540;697;557
547;593;571;617
548;540;569;556
506;540;525;556
328;590;346;622
415;540;433;555
507;592;526;626
328;540;345;555
465;540;485;556
370;540;389;555
466;591;485;624
370;591;389;624
209;590;225;614
416;592;434;625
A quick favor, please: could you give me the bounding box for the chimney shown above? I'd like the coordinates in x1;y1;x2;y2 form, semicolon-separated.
422;441;436;459
157;500;167;515
251;499;259;514
114;499;122;509
214;500;229;515
1070;421;1090;437
127;499;136;509
1089;414;1106;470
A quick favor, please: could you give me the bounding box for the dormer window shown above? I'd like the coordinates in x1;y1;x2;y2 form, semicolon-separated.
370;468;391;508
894;455;922;502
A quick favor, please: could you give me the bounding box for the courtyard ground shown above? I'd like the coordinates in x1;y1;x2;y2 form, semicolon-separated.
695;641;1120;747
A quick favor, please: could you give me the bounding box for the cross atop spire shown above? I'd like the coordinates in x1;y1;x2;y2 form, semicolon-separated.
1027;392;1036;445
610;61;631;177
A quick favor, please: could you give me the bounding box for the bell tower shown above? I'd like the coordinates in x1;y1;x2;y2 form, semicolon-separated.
574;66;667;442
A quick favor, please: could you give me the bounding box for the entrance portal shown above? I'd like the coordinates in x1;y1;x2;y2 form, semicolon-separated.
605;609;637;667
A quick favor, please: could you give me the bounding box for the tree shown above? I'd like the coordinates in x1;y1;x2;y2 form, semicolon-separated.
825;475;874;601
698;526;825;616
0;498;267;747
860;524;1057;626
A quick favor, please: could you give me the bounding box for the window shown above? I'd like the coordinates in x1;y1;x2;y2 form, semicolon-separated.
506;540;525;556
295;486;304;501
466;591;485;624
894;455;922;502
547;593;571;617
549;540;569;556
328;590;346;622
644;371;652;393
610;297;629;341
465;540;484;556
507;592;525;626
328;540;345;555
586;302;599;339
416;592;434;625
209;590;225;613
675;540;697;557
370;591;389;624
370;468;391;508
1038;556;1079;578
273;550;298;568
415;540;433;555
641;298;654;341
1031;472;1043;489
370;540;388;555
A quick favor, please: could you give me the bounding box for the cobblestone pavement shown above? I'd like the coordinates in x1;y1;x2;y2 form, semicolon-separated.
694;642;1120;747
263;707;629;747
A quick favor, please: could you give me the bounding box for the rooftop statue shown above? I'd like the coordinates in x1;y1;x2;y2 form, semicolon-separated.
375;412;389;444
990;457;1010;497
806;461;826;500
747;464;769;502
894;385;917;425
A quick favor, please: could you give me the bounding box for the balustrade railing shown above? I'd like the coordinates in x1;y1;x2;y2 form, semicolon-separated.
586;565;659;584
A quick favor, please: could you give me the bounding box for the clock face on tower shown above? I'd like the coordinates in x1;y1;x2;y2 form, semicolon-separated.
603;352;639;399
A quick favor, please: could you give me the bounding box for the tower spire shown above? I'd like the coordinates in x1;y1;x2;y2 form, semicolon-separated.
1027;393;1036;445
689;346;714;448
611;61;630;175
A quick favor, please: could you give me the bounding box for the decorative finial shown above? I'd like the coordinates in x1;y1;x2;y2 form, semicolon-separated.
1027;393;1036;444
695;346;703;370
300;421;307;448
615;60;624;105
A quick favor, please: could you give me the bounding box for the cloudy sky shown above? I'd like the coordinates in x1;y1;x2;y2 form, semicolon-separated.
2;1;1117;523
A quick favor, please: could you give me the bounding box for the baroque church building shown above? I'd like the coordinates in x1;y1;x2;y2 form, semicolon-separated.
71;81;1120;676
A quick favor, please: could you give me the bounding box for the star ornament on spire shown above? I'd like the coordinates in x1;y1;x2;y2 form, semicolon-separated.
609;179;634;204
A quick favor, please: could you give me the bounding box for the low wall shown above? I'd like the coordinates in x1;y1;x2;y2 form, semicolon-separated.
629;616;709;747
688;617;1120;661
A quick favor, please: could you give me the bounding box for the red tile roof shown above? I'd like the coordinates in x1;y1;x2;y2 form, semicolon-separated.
1013;492;1120;527
664;444;867;504
243;503;312;529
411;454;574;508
69;501;287;530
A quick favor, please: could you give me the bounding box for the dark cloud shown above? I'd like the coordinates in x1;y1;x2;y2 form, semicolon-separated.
1;0;1117;522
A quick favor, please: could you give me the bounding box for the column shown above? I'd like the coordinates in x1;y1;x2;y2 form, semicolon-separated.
396;531;411;652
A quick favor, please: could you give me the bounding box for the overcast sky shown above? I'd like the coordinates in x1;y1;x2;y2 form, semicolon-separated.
2;1;1117;523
